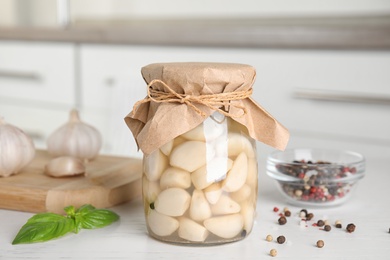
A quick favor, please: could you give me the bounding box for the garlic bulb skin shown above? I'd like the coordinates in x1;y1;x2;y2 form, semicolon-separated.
47;109;102;161
0;117;35;177
44;156;85;177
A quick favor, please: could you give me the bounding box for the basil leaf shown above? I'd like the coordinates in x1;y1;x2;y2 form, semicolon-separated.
63;205;76;216
12;213;75;245
75;204;95;215
72;204;96;233
76;208;119;229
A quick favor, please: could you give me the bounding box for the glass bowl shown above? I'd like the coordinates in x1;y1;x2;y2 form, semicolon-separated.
266;148;365;207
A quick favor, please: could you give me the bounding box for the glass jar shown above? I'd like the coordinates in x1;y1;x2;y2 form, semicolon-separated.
142;112;258;245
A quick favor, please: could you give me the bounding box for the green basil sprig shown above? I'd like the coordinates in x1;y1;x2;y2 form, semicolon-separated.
12;204;119;244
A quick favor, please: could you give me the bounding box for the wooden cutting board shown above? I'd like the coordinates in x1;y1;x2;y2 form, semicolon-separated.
0;150;142;214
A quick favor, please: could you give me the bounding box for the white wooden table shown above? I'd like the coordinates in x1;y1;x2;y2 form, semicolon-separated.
1;145;389;259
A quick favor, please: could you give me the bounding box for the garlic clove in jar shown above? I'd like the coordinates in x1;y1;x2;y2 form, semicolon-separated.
44;156;85;177
178;217;209;242
47;109;102;161
147;209;179;237
0;117;35;177
203;214;244;239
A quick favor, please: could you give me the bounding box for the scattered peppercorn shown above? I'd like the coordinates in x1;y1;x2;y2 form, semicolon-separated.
266;234;273;242
306;213;314;220
278;216;287;225
317;220;325;227
300;209;308;218
346;223;356;233
336;223;342;228
277;235;286;244
324;225;331;232
273;207;279;212
284;210;291;217
316;240;325;248
270;249;277;257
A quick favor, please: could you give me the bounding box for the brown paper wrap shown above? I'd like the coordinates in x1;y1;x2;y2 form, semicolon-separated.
125;62;289;155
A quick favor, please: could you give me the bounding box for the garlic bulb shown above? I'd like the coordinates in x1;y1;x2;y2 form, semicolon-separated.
44;156;85;177
0;117;35;177
47;109;102;161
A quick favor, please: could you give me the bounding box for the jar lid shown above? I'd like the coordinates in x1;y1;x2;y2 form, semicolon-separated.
126;62;289;155
141;62;256;95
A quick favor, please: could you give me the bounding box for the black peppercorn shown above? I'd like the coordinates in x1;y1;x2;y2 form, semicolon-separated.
284;210;291;217
317;220;325;227
346;223;356;233
277;235;286;244
324;225;331;232
336;223;342;228
278;216;287;225
306;213;314;220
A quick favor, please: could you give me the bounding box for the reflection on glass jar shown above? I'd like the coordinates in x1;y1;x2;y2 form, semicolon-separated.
142;112;258;245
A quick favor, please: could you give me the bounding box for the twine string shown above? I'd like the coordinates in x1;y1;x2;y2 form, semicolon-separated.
132;79;253;117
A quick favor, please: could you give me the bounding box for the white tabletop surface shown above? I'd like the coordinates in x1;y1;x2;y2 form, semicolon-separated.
1;144;390;260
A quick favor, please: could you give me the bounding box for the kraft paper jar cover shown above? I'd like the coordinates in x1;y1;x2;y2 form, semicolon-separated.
125;62;289;155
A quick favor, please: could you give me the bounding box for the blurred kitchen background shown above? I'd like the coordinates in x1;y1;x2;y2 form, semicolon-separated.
0;0;389;161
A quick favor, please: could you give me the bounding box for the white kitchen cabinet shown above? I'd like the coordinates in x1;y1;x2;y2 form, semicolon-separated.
2;41;388;155
80;44;390;158
0;40;76;148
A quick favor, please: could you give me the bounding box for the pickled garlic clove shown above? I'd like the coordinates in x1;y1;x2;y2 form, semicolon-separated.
160;167;191;190
170;141;214;172
230;184;252;203
203;214;244;239
241;201;256;233
142;175;161;204
144;149;168;181
178;217;209;242
226;133;256;158
181;118;224;142
210;194;241;215
191;158;233;190
160;139;174;156
190;189;212;222
204;183;223;205
246;158;258;188
222;152;248;192
147;210;179;236
154;188;191;217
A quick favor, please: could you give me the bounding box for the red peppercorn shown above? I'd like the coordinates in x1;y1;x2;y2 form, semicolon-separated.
273;207;279;212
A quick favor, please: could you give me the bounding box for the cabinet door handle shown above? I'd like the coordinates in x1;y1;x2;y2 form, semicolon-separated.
293;88;390;105
0;70;42;81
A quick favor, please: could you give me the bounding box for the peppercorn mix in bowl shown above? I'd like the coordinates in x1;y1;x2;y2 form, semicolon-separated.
266;148;365;207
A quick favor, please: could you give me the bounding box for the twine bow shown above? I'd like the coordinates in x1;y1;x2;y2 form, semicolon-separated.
132;79;253;118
